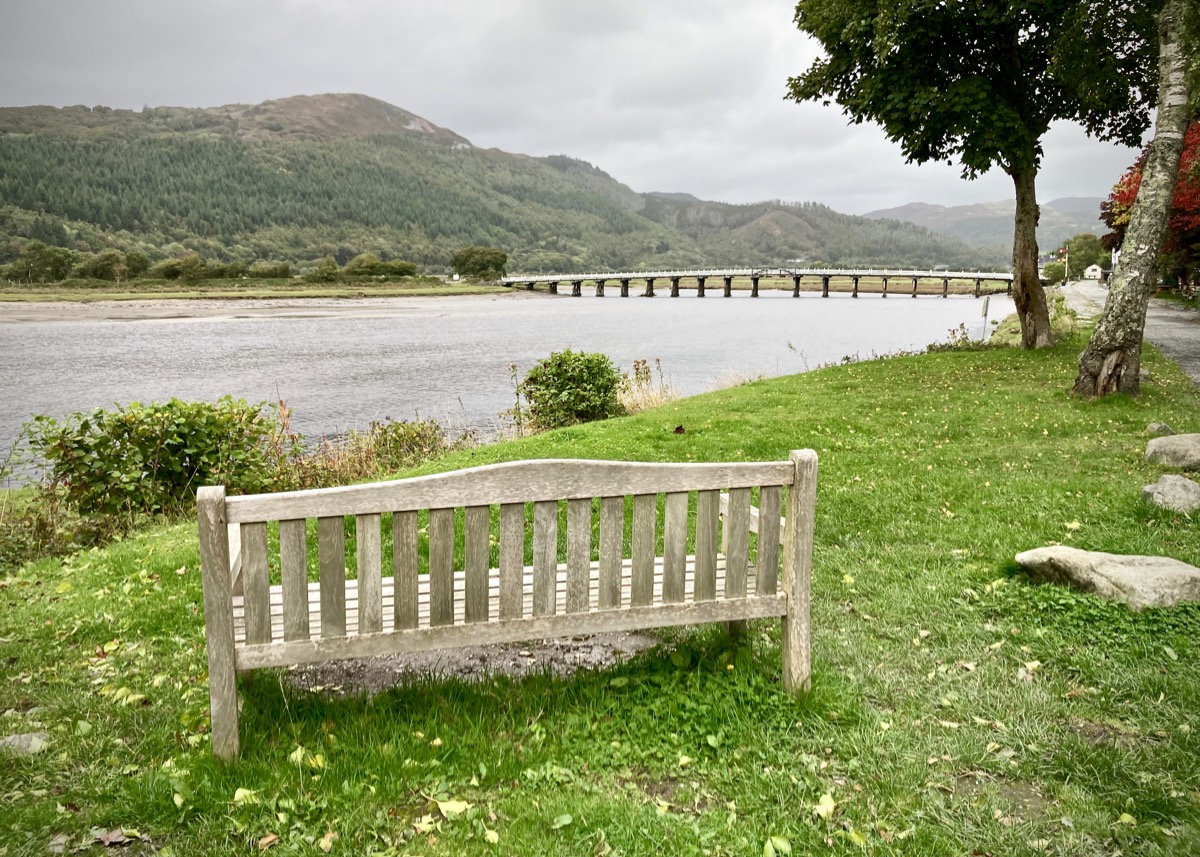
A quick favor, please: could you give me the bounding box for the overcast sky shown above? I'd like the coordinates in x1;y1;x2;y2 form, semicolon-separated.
2;0;1146;215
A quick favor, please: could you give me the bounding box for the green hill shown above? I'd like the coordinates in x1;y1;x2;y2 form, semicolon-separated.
0;93;1006;273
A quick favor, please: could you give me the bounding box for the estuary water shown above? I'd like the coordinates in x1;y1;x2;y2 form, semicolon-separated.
0;290;1010;459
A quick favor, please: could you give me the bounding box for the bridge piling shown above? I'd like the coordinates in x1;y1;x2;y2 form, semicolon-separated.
821;276;830;298
643;278;656;297
549;281;558;295
881;276;888;298
697;276;706;297
851;276;859;298
751;276;760;297
526;282;535;291
670;276;681;297
942;277;949;298
792;275;801;297
571;280;582;297
620;278;630;297
974;278;981;298
723;276;733;297
595;279;606;297
911;277;918;298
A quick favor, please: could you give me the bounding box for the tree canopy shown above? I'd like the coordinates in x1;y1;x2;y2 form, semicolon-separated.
450;246;508;280
787;0;1160;347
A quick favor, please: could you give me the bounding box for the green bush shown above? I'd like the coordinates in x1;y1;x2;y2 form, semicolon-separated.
248;260;293;279
517;350;625;430
25;397;284;524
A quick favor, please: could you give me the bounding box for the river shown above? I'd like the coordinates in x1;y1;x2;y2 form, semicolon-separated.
0;291;1010;463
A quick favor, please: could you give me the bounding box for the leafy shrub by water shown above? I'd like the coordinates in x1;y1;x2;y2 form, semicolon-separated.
517;349;625;430
25;397;283;524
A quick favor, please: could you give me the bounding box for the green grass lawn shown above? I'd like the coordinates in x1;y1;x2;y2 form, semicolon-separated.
3;332;1199;856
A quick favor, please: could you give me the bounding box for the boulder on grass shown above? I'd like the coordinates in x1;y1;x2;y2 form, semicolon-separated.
1015;546;1200;610
1143;474;1200;514
1146;434;1200;470
1147;422;1175;437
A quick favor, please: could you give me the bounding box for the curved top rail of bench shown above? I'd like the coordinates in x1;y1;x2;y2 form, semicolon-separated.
219;455;812;523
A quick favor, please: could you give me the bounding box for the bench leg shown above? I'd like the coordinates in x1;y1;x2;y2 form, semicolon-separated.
198;485;241;760
724;619;749;641
782;450;817;693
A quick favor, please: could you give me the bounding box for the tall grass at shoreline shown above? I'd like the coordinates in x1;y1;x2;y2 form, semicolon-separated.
2;331;1199;855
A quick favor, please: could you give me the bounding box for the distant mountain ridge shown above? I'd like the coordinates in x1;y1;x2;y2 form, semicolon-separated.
864;197;1105;251
0;93;1008;272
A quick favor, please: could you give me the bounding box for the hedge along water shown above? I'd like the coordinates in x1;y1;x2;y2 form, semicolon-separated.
0;291;1014;457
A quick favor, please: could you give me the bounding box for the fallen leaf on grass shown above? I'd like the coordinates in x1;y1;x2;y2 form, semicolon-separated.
318;830;338;853
814;793;836;820
257;833;279;850
435;798;471;818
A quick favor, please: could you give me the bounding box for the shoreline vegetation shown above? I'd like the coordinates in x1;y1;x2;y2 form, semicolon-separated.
2;326;1199;854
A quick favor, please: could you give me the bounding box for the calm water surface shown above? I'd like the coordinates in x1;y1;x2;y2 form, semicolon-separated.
0;291;1010;457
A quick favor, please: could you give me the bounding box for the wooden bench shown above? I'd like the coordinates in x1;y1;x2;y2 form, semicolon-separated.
198;450;817;759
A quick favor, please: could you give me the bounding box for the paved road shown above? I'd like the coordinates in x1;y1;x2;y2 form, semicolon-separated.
1059;281;1200;387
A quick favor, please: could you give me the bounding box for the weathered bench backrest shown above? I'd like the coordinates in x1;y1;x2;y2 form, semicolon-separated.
198;451;817;759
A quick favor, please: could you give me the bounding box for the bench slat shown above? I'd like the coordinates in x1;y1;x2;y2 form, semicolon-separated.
235;593;789;671
393;510;419;630
241;522;271;645
533;500;557;616
224;459;795;523
429;508;454;626
631;494;655;606
499;503;524;620
280;519;310;641
757;485;782;596
464;505;490;624
694;490;719;601
598;496;623;609
318;517;346;638
357;514;383;634
723;488;750;599
566;498;591;613
662;492;688;603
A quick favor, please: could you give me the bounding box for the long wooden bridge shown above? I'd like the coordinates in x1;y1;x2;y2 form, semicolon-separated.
499;267;1015;299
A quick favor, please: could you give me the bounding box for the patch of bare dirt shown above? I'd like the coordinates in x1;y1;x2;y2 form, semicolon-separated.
955;773;1055;823
285;632;661;697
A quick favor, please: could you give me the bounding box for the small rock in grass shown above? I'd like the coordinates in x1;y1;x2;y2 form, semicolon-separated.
1015;546;1200;611
1143;475;1200;514
1146;434;1200;470
0;731;48;755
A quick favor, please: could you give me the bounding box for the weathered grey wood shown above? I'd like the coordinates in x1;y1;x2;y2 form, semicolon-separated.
240;522;271;645
782;449;817;693
756;485;782;596
631;493;656;606
227;521;243;594
694;490;719;601
392;510;419;630
598;496;624;609
278;513;309;643
719;492;784;535
428;508;455;627
499;503;525;620
662;491;688;603
235;594;789;671
723;488;750;598
566;498;592;613
533;500;558;616
198;486;238;760
279;519;310;642
226;460;793;522
464;505;490;624
356;514;383;634
317;517;346;638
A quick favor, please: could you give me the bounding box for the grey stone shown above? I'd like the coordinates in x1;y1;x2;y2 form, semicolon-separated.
1145;434;1200;470
1015;547;1200;610
1143;474;1200;513
0;731;48;755
1147;422;1175;437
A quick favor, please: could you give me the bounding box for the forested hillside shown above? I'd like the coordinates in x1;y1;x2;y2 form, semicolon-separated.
0;94;1006;274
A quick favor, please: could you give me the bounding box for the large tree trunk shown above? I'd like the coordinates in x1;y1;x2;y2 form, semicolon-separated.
1010;161;1053;348
1073;0;1192;397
